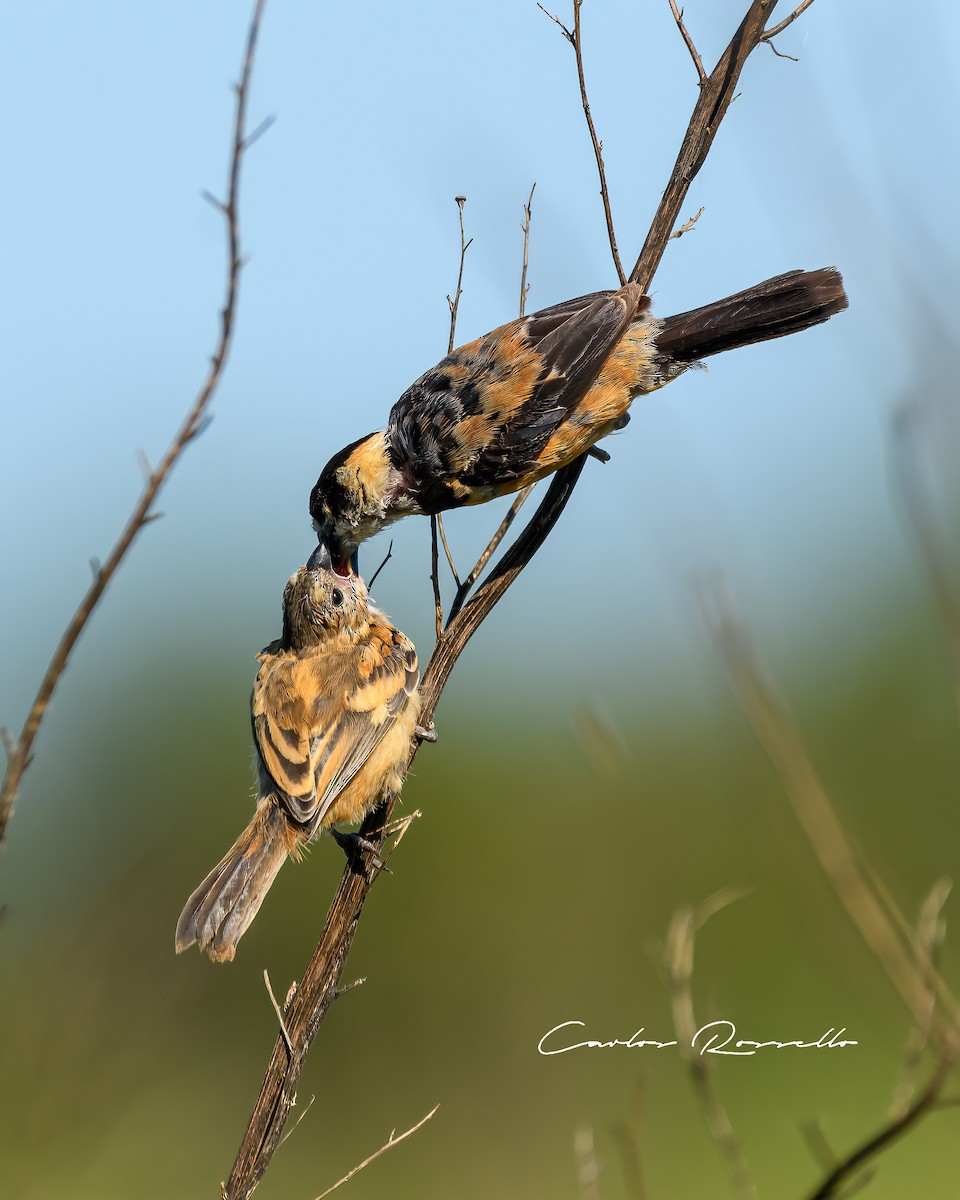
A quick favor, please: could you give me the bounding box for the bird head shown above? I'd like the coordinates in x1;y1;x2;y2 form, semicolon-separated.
309;431;393;576
281;543;369;650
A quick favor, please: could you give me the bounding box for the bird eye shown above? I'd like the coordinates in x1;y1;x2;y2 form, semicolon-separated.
331;587;344;607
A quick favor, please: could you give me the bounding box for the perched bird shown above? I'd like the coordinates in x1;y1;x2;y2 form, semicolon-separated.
175;545;420;963
310;268;848;574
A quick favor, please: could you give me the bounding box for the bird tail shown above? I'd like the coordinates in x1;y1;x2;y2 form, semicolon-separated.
654;267;848;370
175;801;294;963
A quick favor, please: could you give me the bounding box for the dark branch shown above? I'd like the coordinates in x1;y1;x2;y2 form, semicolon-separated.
223;2;832;1192
806;1052;957;1200
631;0;780;290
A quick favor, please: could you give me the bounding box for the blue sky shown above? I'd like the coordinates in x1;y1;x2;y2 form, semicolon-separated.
2;0;959;727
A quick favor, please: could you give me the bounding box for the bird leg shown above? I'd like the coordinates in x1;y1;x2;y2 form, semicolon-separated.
330;828;391;877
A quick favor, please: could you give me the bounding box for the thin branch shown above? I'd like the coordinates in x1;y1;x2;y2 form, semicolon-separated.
0;0;269;847
631;0;783;290
519;182;537;318
861;860;960;1028
668;1;707;83
366;540;394;591
430;515;443;641
436;513;461;589
670;205;705;239
446;195;471;354
263;970;293;1055
665;894;757;1200
806;1053;957;1200
889;878;953;1120
762;0;816;42
764;39;799;62
541;0;626;284
536;3;573;42
313;1104;440;1200
447;486;534;624
277;1095;316;1149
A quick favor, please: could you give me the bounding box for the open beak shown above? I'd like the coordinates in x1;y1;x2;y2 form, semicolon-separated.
315;535;355;578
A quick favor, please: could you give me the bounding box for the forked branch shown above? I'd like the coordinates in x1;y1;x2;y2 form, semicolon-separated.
224;2;829;1194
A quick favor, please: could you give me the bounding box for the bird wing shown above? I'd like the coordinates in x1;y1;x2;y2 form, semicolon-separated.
252;625;419;831
387;285;646;509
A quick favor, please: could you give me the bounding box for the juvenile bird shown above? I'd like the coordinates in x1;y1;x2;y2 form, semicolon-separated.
175;545;420;963
310;268;848;574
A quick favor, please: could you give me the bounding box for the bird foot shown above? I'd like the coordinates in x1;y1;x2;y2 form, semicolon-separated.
415;722;438;743
331;829;392;876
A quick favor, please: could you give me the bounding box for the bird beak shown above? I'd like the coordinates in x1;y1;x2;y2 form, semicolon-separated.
311;537;354;578
307;542;333;573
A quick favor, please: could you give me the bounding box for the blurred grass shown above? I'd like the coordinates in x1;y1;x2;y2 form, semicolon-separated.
1;576;958;1199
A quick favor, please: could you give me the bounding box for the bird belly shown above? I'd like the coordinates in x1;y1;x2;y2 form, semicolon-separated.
321;694;421;828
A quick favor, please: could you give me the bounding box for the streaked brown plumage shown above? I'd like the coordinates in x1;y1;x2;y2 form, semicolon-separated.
310;268;848;573
175;545;420;963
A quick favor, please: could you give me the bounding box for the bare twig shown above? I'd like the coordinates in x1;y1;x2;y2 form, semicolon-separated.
664;893;757;1200
447;486;534;623
436;513;461;589
670;205;705;239
861;861;960;1027
632;0;788;291
313;1104;440;1200
446;195;471;354
668;1;707;83
890;879;953;1120
430;515;443;641
263;970;293;1055
378;809;422;871
366;540;394;591
764;39;799;62
0;0;268;847
762;0;816;42
536;3;573;41
806;1053;957;1200
540;1;626;284
519;182;537;317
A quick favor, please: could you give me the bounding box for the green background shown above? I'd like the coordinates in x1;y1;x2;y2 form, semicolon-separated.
2;1;959;1196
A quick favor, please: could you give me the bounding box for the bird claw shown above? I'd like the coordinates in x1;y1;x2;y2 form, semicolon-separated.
587;445;611;463
330;829;393;876
415;722;438;743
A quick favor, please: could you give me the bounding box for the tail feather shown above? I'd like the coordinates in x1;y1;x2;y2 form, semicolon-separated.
655;267;848;367
175;802;291;963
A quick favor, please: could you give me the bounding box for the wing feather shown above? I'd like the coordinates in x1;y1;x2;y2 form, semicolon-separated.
252;624;418;832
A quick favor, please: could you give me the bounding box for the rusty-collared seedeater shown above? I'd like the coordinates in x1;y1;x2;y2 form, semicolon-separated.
310;268;847;573
175;545;420;963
